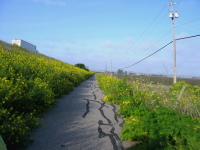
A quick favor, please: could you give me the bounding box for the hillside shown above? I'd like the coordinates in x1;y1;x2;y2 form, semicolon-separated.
0;40;94;149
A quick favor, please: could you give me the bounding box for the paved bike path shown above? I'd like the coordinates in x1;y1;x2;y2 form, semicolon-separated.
27;75;133;150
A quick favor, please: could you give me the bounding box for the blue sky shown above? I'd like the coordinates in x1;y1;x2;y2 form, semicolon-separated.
0;0;200;77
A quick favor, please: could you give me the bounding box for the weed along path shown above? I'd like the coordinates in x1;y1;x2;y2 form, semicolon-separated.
27;75;132;150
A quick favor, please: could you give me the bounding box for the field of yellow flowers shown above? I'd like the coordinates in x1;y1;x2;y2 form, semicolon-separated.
97;73;200;150
0;41;94;149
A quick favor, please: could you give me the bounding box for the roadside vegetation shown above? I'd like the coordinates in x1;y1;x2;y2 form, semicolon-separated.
115;74;200;86
0;41;94;149
97;73;200;150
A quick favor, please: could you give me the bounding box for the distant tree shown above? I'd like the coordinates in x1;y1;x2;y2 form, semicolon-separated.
75;63;89;71
117;69;123;74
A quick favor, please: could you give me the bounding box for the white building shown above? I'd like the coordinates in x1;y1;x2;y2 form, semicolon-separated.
12;39;38;52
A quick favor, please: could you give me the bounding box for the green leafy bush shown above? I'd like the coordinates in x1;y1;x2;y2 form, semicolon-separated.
96;73;200;149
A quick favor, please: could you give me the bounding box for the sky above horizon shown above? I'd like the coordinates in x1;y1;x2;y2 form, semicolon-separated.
0;0;200;77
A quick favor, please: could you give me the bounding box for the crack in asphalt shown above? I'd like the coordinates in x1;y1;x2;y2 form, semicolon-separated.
82;99;90;118
92;91;97;100
111;104;119;123
98;101;112;125
98;121;124;150
119;120;125;128
82;82;125;150
98;123;119;150
88;99;109;108
110;127;124;150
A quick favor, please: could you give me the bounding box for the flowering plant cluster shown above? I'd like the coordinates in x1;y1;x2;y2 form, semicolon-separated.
97;73;200;149
0;43;94;149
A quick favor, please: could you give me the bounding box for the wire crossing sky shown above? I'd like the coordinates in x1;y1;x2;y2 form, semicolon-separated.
0;0;200;77
119;34;200;70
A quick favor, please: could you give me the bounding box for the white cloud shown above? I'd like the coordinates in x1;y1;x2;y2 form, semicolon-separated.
32;0;66;6
36;34;200;76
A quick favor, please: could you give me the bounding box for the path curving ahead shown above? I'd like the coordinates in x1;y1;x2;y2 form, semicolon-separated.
27;75;132;150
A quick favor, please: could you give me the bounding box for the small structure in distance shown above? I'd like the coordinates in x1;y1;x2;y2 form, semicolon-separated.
12;39;38;52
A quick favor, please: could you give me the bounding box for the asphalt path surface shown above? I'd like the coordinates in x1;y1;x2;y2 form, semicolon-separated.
27;75;133;150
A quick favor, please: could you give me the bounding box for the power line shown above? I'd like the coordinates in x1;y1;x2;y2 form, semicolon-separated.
181;17;200;25
176;34;200;41
129;12;169;56
175;17;200;33
177;0;183;4
120;41;173;70
176;24;200;32
123;4;168;55
133;30;171;58
117;34;200;70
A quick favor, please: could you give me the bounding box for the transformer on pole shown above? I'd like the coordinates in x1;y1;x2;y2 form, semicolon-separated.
169;0;179;84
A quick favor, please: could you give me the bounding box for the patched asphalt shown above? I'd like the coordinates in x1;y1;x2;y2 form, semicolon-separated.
27;75;133;150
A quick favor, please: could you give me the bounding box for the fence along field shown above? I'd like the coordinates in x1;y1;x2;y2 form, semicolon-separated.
97;73;200;150
0;40;94;150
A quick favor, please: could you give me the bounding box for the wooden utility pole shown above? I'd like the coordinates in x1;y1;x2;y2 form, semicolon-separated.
169;0;179;83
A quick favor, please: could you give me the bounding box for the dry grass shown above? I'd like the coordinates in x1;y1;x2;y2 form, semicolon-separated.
114;74;200;86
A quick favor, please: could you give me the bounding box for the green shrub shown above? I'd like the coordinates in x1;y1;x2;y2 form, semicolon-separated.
96;73;200;149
